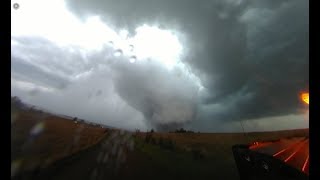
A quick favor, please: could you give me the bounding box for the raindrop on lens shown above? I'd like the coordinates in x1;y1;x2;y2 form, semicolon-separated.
30;121;45;137
13;3;19;10
262;161;269;171
129;44;134;51
113;49;123;57
107;41;114;46
11;159;22;177
91;168;98;180
11;112;18;125
129;140;134;151
129;56;136;63
244;155;250;162
112;144;117;155
97;152;104;163
120;130;125;136
103;153;109;163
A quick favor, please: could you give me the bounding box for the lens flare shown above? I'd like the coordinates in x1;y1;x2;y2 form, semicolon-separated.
301;93;309;105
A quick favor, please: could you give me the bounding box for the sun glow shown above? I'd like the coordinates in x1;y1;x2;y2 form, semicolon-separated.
11;0;183;69
301;92;309;105
11;0;204;91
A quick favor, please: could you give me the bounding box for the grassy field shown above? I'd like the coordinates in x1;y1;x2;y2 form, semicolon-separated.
11;104;309;180
120;129;309;180
11;108;109;173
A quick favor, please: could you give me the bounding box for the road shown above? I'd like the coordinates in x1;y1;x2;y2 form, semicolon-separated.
249;137;309;175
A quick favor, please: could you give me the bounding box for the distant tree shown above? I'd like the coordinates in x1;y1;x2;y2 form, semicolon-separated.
173;128;194;133
12;96;21;103
133;129;140;137
175;128;187;133
12;97;35;111
150;129;154;133
11;96;23;108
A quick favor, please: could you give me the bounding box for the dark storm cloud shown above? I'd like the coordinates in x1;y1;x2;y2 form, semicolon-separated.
12;37;95;76
11;56;70;90
11;0;308;132
96;89;103;96
65;0;308;124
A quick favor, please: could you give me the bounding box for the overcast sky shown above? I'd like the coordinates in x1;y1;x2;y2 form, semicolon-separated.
11;0;309;132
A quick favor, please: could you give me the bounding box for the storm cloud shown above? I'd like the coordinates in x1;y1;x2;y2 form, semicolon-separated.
11;0;308;131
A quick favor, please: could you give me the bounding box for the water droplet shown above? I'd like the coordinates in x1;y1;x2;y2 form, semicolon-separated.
43;158;53;167
73;135;80;144
103;153;109;163
121;136;129;146
117;147;126;164
129;56;137;63
11;159;22;177
120;130;125;136
113;49;123;57
128;140;135;151
244;155;250;162
76;124;85;133
122;133;131;143
120;153;126;164
111;144;118;155
129;44;134;51
11;112;18;125
30;121;45;137
102;141;109;149
109;132;118;141
262;161;269;171
97;152;104;163
90;168;98;180
108;41;114;46
13;3;19;10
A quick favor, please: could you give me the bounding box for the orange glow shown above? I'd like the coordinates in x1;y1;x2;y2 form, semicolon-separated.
301;93;309;105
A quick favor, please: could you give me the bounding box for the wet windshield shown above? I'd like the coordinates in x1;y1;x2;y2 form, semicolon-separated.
11;0;309;179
